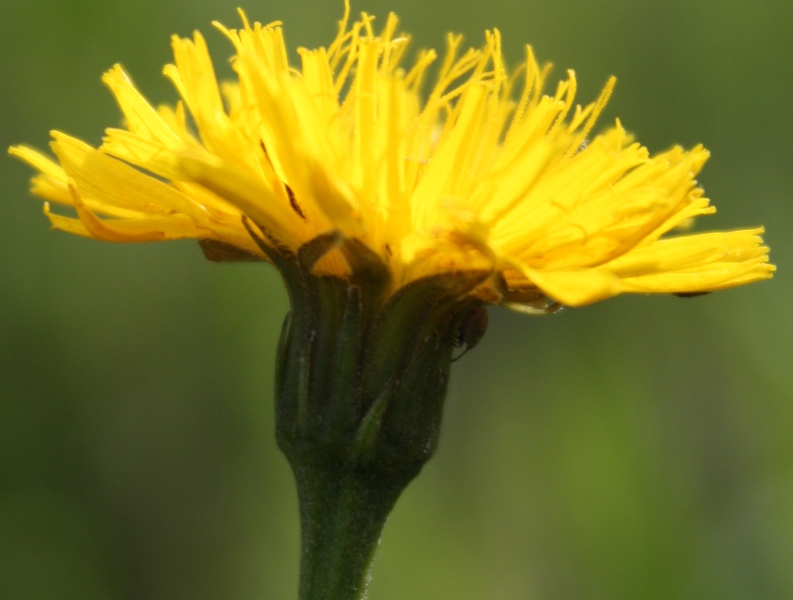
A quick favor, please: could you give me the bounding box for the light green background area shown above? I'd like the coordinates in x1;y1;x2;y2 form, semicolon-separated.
1;1;791;598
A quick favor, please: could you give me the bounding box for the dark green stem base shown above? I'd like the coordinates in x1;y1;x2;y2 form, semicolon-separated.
294;456;411;600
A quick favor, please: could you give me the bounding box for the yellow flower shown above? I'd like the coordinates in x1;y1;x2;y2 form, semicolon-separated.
10;3;774;308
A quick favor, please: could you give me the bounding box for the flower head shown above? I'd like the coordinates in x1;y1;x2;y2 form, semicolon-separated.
10;2;773;308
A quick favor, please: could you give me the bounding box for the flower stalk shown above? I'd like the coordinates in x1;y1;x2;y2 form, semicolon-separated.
292;455;402;600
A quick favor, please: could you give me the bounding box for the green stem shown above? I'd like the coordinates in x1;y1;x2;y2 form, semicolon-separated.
294;456;408;600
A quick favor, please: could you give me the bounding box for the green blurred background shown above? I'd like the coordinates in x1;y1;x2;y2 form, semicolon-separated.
1;0;791;598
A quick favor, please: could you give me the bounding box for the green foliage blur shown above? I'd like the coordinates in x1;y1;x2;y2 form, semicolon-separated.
1;1;791;598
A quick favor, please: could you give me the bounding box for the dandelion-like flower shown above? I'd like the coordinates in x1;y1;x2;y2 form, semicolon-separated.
10;5;773;309
9;5;775;599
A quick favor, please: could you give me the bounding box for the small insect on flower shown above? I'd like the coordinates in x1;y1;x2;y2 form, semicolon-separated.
452;304;489;362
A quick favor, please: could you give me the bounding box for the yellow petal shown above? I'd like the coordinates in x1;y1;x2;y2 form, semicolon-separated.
51;133;211;223
516;264;622;306
102;65;184;147
64;185;203;242
178;148;306;247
